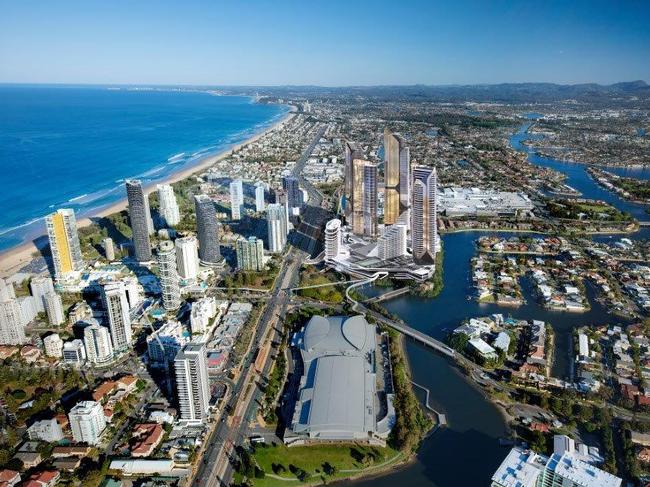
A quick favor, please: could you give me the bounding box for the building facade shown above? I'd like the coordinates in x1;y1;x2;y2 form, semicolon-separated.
45;208;83;278
125;180;153;262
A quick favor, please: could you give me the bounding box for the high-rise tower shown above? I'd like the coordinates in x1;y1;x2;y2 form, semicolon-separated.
229;179;244;220
194;195;221;265
125;180;153;262
157;241;181;311
45;208;83;278
101;281;132;353
411;166;438;263
175;342;210;424
383;129;410;225
266;203;288;253
157;184;181;227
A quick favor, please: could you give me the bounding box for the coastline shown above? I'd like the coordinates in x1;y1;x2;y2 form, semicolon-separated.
0;104;297;278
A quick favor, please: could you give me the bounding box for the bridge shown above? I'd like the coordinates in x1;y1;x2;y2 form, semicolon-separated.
344;273;456;359
639;221;650;227
365;286;411;304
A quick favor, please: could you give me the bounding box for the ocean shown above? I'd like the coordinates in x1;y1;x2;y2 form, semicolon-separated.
0;85;288;252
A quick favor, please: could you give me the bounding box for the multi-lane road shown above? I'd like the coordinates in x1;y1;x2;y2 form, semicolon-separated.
191;249;301;487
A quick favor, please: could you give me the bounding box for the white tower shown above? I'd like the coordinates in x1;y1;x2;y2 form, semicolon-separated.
229;179;244;220
83;323;114;365
175;236;200;281
101;281;132;353
174;342;210;424
157;184;181;227
44;292;65;326
324;219;342;261
266;203;288;253
157;241;181;311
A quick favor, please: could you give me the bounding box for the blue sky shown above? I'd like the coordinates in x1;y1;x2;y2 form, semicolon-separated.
0;0;648;86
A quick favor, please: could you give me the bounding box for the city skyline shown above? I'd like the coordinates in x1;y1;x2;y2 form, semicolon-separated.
1;1;649;86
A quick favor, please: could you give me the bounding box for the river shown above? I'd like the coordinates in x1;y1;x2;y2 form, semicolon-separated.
341;119;648;486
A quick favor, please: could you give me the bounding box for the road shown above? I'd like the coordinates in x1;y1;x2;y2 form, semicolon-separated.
192;249;301;487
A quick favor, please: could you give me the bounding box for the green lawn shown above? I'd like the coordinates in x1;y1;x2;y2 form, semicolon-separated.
249;443;402;486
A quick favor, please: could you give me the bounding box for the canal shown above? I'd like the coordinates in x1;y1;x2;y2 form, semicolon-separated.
341;120;648;486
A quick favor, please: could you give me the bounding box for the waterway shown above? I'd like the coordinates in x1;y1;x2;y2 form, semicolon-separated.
342;119;648;486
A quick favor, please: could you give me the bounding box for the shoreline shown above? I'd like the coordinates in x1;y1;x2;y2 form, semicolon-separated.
0;104;297;278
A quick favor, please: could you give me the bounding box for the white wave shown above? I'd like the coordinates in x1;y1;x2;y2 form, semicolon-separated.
168;152;186;162
68;193;88;203
0;216;44;237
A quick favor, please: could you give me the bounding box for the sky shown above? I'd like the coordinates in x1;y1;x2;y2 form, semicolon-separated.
0;0;648;86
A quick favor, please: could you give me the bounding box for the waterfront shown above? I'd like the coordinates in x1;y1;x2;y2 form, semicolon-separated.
0;85;288;251
343;120;647;486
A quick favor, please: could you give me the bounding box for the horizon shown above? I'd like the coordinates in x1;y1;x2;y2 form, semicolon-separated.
2;0;649;86
0;79;647;89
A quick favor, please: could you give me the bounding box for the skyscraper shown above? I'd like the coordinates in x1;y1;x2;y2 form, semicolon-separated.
175;342;210;424
324;219;342;261
229;179;244;220
255;184;266;213
157;241;181;311
101;281;132;353
267;203;288;253
83;323;114;365
194;195;221;265
45;208;83;278
175;236;200;280
235;237;265;271
126;180;153;262
363;162;378;238
282;174;303;215
44;292;65;326
349;159;378;237
383;129;410;225
157;184;181;227
344;141;364;221
411;166;439;264
30;276;54;313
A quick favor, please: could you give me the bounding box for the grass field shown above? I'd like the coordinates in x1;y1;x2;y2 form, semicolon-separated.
248;443;403;486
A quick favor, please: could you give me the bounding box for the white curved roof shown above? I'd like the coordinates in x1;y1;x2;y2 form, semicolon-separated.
303;315;331;351
341;315;368;350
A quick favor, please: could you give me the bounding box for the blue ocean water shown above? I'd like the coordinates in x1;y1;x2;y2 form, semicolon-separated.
0;85;288;252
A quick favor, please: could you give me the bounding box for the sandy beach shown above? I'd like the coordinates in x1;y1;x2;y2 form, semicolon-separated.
0;105;297;278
